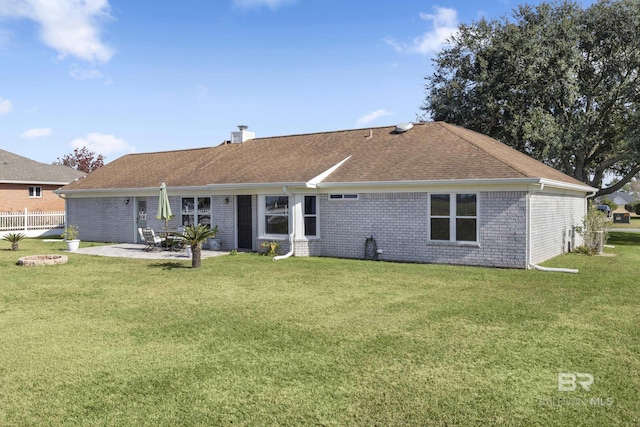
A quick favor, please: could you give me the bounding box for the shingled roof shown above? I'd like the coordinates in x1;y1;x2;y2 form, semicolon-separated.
0;149;85;184
60;122;590;192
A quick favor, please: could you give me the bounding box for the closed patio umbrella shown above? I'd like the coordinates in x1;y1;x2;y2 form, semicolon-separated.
157;181;173;229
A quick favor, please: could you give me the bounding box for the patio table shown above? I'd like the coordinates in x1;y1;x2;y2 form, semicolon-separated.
156;229;184;251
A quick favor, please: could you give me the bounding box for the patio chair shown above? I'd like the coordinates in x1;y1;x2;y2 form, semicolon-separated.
142;228;164;251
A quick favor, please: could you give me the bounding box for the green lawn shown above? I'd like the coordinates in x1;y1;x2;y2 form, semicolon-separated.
1;234;638;426
610;215;640;229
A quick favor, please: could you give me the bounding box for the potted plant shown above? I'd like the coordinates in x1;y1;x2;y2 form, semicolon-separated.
2;232;27;251
61;225;80;252
181;224;218;268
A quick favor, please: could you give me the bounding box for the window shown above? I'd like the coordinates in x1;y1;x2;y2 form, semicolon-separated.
430;193;477;242
304;196;317;237
430;194;450;241
181;197;211;227
328;194;358;200
265;195;289;235
29;186;42;198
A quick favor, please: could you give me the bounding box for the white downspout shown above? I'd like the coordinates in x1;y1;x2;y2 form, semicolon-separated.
273;186;295;261
530;264;578;274
527;182;579;273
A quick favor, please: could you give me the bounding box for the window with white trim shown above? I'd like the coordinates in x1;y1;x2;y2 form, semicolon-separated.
265;195;289;235
430;193;477;242
304;196;317;237
181;197;211;227
28;186;42;198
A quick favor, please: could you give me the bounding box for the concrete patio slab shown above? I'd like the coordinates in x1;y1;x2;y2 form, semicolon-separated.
73;243;228;260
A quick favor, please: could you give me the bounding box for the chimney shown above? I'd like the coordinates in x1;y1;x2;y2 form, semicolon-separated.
231;125;255;143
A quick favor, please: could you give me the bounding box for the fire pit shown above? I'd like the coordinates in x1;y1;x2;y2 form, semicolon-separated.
17;254;68;266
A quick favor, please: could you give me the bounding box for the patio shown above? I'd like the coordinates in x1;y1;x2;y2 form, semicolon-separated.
73;243;228;260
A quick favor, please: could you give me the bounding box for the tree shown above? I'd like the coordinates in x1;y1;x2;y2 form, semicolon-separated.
422;0;640;197
181;224;218;268
56;146;105;173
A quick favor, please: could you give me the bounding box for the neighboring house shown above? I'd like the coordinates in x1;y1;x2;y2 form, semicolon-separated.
0;149;85;212
57;122;596;268
602;191;637;208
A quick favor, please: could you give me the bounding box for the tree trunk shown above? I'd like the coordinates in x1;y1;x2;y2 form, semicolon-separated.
11;242;18;251
191;243;201;268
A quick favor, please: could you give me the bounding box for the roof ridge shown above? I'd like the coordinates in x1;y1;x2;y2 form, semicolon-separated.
436;122;531;178
126;146;220;156
250;124;399;142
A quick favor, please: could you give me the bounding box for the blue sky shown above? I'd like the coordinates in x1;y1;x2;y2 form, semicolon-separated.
1;0;593;165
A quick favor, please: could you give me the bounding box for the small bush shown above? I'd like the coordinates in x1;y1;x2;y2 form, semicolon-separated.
628;201;640;215
260;241;280;257
2;233;27;251
574;208;611;255
61;225;79;240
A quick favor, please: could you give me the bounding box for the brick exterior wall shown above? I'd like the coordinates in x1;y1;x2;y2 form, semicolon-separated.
529;192;586;264
66;196;137;243
211;195;236;250
66;190;585;268
310;191;528;268
0;184;66;212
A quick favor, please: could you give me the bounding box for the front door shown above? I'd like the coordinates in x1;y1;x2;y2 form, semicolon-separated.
237;195;252;250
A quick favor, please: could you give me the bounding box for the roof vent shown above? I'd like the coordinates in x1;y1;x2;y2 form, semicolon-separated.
394;122;414;133
231;125;255;143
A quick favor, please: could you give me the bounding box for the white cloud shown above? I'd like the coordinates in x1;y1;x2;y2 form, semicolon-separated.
385;6;459;55
0;97;12;115
21;127;52;138
69;66;112;85
71;132;134;156
233;0;296;10
356;109;394;127
0;0;114;63
70;67;103;80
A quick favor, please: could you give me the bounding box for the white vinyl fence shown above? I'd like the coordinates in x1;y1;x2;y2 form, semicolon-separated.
0;208;65;238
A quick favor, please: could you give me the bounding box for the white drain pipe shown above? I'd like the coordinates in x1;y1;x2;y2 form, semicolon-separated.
274;186;294;261
529;264;579;274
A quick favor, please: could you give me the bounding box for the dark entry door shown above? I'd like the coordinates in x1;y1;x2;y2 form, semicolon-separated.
237;195;252;250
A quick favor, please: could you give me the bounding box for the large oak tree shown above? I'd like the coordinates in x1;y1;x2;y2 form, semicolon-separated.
422;0;640;196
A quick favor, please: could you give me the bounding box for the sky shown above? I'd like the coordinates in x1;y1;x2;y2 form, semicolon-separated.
0;0;595;165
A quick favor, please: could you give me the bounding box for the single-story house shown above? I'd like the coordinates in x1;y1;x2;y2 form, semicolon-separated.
57;122;596;268
602;191;637;208
0;149;85;212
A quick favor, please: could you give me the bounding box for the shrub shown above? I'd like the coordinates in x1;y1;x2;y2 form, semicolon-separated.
624;201;640;215
574;208;611;255
61;225;79;240
181;224;218;268
260;241;280;257
2;233;27;251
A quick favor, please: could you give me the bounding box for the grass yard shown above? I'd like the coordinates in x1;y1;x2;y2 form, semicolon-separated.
610;215;640;230
1;234;639;426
